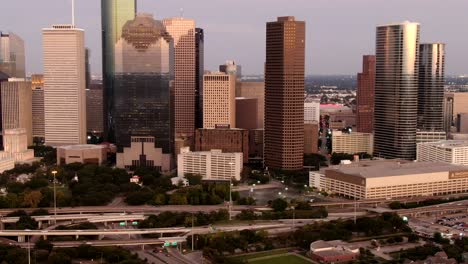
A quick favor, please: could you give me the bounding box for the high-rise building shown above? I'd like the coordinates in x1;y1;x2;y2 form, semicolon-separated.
332;131;374;155
304;123;319;154
163;17;196;148
203;72;236;129
195;28;204;129
220;60;242;80
43;24;86;146
1;78;33;145
264;16;305;170
356;55;375;133
112;14;173;153
31;74;45;142
236;97;258;129
237;81;264;129
85;48;91;89
444;93;468;133
101;0;137;143
194;128;249;163
0;32;25;78
3;128;34;162
304;100;321;124
374;22;420;160
86;80;104;134
418;43;445;131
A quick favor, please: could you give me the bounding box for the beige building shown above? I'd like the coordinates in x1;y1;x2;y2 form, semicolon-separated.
43;25;86;146
177;147;243;181
417;140;468;165
416;130;446;144
310;160;468;199
203;72;236;129
57;145;107;165
0;152;14;173
1;78;33;145
116;136;171;172
332;131;373;154
162;17;196;146
31;74;45;141
444;92;468;133
237;81;264;129
3;128;34;162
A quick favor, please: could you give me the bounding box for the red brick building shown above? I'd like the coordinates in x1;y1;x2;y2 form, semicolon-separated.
356;55;375;133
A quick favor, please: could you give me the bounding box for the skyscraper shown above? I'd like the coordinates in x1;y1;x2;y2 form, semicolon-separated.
264;16;305;171
31;74;45;143
101;0;137;143
374;22;419;160
195;28;204;129
43;24;86;146
203;72;236;129
0;32;25;78
220;60;242;80
113;14;173;153
1;78;33;145
86;80;104;134
356;55;375;133
162;17;196;148
418;43;445;131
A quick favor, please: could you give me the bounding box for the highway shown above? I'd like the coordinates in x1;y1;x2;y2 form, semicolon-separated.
16;237;186;248
0;213;146;224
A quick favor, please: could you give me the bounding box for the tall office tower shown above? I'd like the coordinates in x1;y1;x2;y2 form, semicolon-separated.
85;48;91;89
220;60;242;80
113;14;173;153
86;80;104;134
237;81;265;128
264;16;305;170
101;0;137;143
0;32;25;78
43;25;86;146
203;72;236;129
1;79;33;146
31;74;45;142
304;99;321;124
356;55;375;133
162;17;196;148
195;28;204;129
374;22;419;160
417;43;445;131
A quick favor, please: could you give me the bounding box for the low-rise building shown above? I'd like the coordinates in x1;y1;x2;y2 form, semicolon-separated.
116;136;171;172
3;128;34;162
310;240;359;263
177;147;242;182
417;140;468;165
57;144;107;165
309;159;468;199
0;152;14;173
332;131;373;155
412;252;456;264
416;130;446;144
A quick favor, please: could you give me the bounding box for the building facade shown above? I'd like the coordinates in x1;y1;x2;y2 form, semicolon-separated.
116;136;171;171
237;81;264;129
444;93;468;133
374;22;420;160
177;147;243;181
264;16;305;170
195;28;204;129
3;128;34;162
236;97;258;129
194;128;249;163
31;74;45;142
57;144;107;165
417;140;468;165
304;123;319;154
304;100;321;124
0;32;25;78
416;130;446;145
1;79;33;145
86;80;104;134
202;72;236;129
332;131;373;155
43;25;86;146
356;55;375;133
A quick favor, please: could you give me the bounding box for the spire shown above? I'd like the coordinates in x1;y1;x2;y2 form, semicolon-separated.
72;0;75;26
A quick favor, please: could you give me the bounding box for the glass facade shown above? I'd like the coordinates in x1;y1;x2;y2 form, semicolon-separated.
0;32;25;78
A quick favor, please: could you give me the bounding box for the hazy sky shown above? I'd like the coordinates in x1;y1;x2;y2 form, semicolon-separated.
2;0;467;76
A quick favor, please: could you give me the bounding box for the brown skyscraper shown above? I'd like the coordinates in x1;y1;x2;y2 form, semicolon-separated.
264;16;305;171
356;55;375;133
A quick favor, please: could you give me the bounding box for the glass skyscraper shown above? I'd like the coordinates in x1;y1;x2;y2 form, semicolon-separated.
0;31;25;78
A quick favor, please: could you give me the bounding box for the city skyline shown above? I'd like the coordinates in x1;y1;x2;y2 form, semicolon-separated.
1;0;467;76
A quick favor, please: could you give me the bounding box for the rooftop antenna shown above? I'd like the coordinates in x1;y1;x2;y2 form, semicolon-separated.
180;8;184;18
72;0;75;26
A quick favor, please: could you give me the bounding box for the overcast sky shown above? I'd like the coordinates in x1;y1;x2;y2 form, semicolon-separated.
2;0;467;76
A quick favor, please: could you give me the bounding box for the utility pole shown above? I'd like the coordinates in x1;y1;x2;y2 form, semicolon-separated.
51;170;58;224
192;212;194;251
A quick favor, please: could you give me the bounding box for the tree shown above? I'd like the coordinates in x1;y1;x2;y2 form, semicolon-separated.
48;252;72;264
23;190;43;208
271;198;288;212
185;174;203;185
35;239;53;252
169;192;188;205
153;193;166;205
15;215;38;230
330;153;354;165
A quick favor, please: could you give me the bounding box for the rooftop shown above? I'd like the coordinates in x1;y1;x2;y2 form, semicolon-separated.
325;160;468;178
58;145;106;150
418;140;468;149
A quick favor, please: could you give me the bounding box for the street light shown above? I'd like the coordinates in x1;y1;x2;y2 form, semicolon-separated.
228;162;234;221
51;170;58;224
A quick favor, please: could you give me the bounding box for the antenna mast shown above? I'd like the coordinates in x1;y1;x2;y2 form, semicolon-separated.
72;0;75;26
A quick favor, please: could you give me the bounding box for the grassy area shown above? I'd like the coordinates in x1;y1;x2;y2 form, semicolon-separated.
250;254;312;264
229;248;291;262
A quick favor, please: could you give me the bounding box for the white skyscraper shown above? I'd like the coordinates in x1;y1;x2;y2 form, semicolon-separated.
43;25;86;146
304;99;321;124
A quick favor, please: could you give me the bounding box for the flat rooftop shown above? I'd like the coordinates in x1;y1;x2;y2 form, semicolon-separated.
58;145;106;150
418;140;468;149
325;160;468;178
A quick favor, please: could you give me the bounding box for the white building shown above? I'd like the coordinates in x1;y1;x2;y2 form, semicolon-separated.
177;147;242;182
416;130;446;144
0;152;14;173
116;136;171;172
417;140;468;165
3;128;34;162
43;24;86;146
332;131;373;154
304;100;320;123
203;72;236;129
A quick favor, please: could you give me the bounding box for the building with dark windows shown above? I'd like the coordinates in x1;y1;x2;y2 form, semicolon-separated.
418;43;445;131
374;22;420;160
195;128;249;163
195;28;204;129
31;74;45;143
101;0;137;144
86;80;104;134
264;16;305;170
356;55;375;133
112;14;173;154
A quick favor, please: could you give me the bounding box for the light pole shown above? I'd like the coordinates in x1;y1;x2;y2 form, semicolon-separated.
228;162;234;221
191;212;194;251
51;170;58;224
25;229;31;264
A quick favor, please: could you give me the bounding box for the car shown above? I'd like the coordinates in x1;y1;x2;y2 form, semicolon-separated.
165;254;171;257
